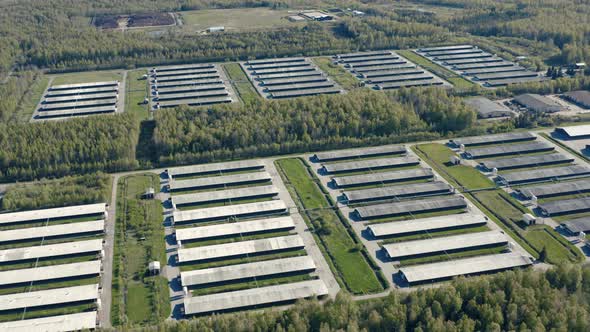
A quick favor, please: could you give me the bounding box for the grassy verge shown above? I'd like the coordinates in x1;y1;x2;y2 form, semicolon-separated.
275;158;385;295
51;69;125;85
312;57;360;91
14;73;49;122
125;69;149;120
222;63;260;104
414;142;583;264
397;50;475;90
111;173;169;326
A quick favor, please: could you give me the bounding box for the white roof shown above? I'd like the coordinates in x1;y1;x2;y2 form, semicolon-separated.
0;312;97;332
169;172;271;191
0;284;99;311
183;279;328;315
0;220;104;243
175;216;295;241
368;214;486;238
172;185;278;206
51;81;118;90
173;200;287;223
177;235;304;263
181;256;315;286
383;231;506;259
167;160;264;178
0;239;103;263
0;260;101;286
399;253;533;283
0;203;106;225
558;124;590;138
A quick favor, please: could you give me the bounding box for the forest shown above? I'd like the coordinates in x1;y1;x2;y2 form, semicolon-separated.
117;264;590;331
152;89;473;166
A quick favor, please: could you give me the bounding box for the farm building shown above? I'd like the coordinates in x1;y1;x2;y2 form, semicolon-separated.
343;182;452;204
464;97;514;118
312;145;406;162
183;279;328;315
497;165;590;185
331;168;434;188
0;312;97;332
168;172;271;192
166;160;265;179
449;132;535;147
555;124;590;139
464;142;553;159
175;216;295;242
353;196;467;220
561;217;590;235
300;11;333;21
518;179;590;199
513;94;564;113
171;185;278;207
0;203;106;226
0;239;103;263
562;90;590;109
539;197;590;216
382;231;507;260
321;157;419;174
479;153;573;171
367;214;486;238
398;253;532;285
172;200;287;224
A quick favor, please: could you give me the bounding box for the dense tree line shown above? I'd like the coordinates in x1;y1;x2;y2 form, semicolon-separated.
0;173;111;211
152;90;445;166
0;71;41;122
116;264;590;331
0;113;139;181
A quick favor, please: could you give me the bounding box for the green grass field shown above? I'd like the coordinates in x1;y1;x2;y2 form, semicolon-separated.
180;8;304;31
111;173;169;326
397;50;475;90
275;158;384;295
125;69;150;120
15;74;49;122
312;57;360;91
222;63;260;104
51;70;124;85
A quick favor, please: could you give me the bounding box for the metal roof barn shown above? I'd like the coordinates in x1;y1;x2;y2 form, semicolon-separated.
168;171;271;191
256;70;323;80
0;239;103;263
0;312;97;332
518;179;590;199
36;107;116;119
177;235;304;263
563;90;590;109
41;98;117;111
453;61;516;70
332;168;434;188
249;61;311;70
0;284;99;311
444;57;502;65
354;196;466;220
343;182;452;204
347;59;407;68
270;87;341;98
172;200;287;224
498;165;590;185
464;141;553;159
180;256;315;286
368;213;486;238
252;66;315;75
153;63;215;72
485;76;547;87
353;63;415;73
399;253;532;285
246;57;306;65
464;97;514;119
157;96;232;108
44;92;118;104
155;90;228;101
480;153;573;171
561;217;590;234
368;74;434;84
337;51;394;59
0;220;104;243
175;216;295;242
473;71;538;81
383;231;506;259
264;81;334;92
49;81;118;91
539;197;590;216
172;185;278;207
153;68;218;78
45;86;117;97
156;84;226;95
450;132;535;147
555;124;590;138
376;79;443;89
462;65;526;76
425;49;483;57
167;160;265;178
434;53;493;61
261;76;327;86
361;68;425;78
0;261;101;286
313;145;406;162
418;45;474;52
154;79;224;88
343;55;401;64
183;279;328;315
321;157;419;174
0;203;105;225
154;73;220;83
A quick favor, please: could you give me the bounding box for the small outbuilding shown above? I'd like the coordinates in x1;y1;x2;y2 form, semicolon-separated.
149;261;160;275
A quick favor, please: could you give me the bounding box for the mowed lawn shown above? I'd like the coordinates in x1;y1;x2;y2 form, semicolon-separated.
222;63;260;104
51;69;124;85
312;57;360;91
180;8;303;31
125;69;149;120
397;50;475;90
276;158;384;294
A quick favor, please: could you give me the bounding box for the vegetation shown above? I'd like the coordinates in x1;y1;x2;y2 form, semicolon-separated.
111;173;169;326
276;158;385;295
1;172;111;211
222;63;260;104
312;57;360;91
